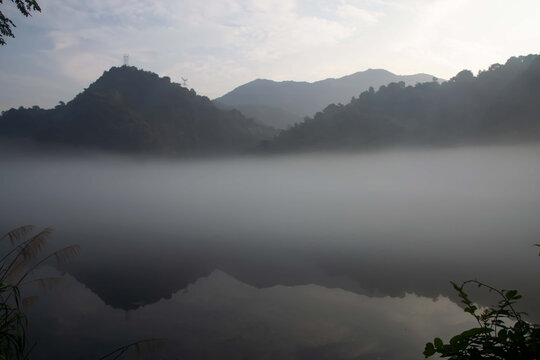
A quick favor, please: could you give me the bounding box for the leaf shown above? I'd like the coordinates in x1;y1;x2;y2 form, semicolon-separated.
505;290;518;299
423;342;436;357
462;328;494;337
450;327;493;346
449;334;463;345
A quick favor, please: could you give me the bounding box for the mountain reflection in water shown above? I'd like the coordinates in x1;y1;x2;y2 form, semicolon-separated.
30;267;476;360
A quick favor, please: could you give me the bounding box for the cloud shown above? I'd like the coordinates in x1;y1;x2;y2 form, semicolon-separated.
2;0;540;110
59;52;119;82
243;15;353;62
35;0;359;97
335;2;381;25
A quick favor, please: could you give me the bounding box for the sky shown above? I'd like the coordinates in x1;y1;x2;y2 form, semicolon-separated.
1;0;539;111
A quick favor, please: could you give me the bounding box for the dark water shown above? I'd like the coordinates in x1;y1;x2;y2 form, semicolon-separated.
1;145;539;359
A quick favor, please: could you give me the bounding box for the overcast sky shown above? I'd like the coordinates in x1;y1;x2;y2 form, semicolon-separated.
1;0;539;111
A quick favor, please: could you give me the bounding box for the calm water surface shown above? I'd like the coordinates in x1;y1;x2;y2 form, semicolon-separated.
1;144;539;359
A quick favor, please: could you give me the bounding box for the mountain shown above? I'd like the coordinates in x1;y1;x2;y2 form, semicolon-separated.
0;66;276;154
262;54;540;152
214;69;437;128
214;101;303;130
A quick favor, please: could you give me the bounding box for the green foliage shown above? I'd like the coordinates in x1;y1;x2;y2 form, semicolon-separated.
0;66;276;154
266;54;540;152
0;0;41;45
424;279;540;359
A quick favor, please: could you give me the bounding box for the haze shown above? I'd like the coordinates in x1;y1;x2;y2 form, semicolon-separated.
2;145;539;304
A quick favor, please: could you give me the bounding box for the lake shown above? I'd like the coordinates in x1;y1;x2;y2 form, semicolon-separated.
1;144;539;359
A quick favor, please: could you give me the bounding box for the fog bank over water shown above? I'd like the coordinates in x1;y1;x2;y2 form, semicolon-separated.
3;144;540;241
1;144;540;314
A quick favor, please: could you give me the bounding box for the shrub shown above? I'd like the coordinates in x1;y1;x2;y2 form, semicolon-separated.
424;246;540;359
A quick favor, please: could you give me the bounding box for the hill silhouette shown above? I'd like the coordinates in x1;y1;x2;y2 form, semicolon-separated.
262;54;540;152
214;69;437;128
213;101;304;131
0;66;276;154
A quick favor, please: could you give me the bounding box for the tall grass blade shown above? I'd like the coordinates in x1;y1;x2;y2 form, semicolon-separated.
53;245;80;264
1;225;34;245
20;228;53;261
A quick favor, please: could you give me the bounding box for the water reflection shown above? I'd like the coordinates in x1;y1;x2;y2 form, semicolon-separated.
55;230;539;319
30;268;476;360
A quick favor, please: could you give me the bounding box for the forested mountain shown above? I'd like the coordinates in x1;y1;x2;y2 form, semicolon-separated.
263;55;540;152
214;70;436;128
0;66;276;154
213;101;304;130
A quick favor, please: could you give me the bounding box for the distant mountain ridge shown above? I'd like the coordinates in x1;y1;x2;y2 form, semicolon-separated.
262;54;540;152
3;55;538;156
214;69;437;128
0;66;276;154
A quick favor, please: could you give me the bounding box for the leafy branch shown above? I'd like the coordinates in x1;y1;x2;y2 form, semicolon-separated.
0;0;41;45
424;255;540;359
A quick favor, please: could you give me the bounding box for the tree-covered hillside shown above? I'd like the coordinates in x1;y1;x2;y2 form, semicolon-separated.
215;70;436;129
0;66;276;154
263;55;540;152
